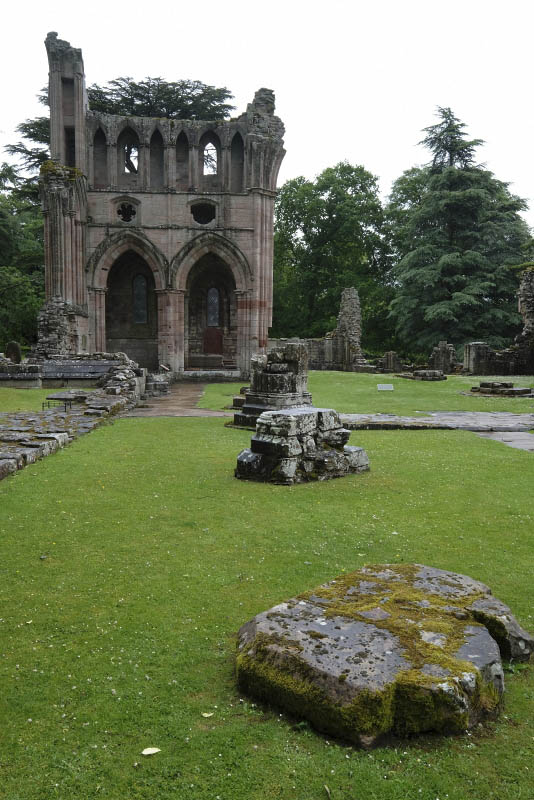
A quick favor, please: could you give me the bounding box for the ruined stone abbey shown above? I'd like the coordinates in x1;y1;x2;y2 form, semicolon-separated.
38;32;285;375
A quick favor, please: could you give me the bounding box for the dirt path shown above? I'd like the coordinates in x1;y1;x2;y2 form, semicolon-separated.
124;383;232;418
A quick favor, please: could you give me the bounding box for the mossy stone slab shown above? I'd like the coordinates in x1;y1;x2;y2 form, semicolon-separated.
236;564;533;747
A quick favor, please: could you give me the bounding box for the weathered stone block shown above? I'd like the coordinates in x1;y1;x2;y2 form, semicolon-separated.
316;408;341;431
316;428;351;448
0;459;18;479
251;434;302;458
344;445;370;471
236;564;532;746
272;458;298;482
235;449;265;478
257;409;317;438
236;406;370;484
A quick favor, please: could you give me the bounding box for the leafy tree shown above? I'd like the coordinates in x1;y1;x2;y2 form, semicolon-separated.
0;265;43;347
0;164;44;346
387;108;531;351
273;162;396;351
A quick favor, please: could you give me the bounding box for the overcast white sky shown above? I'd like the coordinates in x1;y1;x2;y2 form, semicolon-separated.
2;0;533;227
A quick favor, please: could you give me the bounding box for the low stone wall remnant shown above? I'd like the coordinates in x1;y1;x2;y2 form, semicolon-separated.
0;353;144;482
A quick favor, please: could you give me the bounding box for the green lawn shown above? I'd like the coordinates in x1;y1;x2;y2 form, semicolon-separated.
0;384;533;799
198;371;534;415
0;387;56;412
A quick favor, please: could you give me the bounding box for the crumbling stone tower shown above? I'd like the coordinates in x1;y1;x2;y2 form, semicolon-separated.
39;32;285;374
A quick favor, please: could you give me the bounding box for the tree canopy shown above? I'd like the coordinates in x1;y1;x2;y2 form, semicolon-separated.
0;164;44;347
87;76;234;120
273;162;397;351
387;108;531;351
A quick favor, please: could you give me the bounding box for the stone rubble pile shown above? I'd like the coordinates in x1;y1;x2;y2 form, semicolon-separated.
235;406;369;484
397;369;446;381
471;381;534;397
97;356;140;397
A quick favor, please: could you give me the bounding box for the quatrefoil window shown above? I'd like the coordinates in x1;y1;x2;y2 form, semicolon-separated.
117;202;136;222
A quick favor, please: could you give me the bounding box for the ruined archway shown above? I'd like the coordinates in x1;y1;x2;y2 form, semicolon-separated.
185;253;237;369
105;250;158;369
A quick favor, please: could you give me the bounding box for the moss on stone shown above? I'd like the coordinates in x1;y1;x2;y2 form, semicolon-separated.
236;564;512;744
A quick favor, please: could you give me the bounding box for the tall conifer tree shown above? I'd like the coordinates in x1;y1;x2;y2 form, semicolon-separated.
387;108;530;351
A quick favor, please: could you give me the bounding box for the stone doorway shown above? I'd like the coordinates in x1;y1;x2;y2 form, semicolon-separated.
186;253;237;369
105;250;158;369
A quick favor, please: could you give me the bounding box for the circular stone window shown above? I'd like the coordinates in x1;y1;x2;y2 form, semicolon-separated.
117;202;137;223
191;203;216;225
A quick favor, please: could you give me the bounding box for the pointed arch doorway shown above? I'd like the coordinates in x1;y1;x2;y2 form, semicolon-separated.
185;253;237;369
106;250;158;369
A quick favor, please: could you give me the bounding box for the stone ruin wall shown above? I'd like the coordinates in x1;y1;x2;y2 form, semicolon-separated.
35;33;286;377
463;269;534;375
269;287;370;372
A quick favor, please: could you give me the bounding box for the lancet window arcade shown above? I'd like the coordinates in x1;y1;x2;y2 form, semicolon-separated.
90;126;249;192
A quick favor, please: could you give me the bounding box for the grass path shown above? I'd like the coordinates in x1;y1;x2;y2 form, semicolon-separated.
1;412;533;799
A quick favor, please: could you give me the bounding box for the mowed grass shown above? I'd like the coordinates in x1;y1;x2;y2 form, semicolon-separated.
198;371;534;415
0;387;55;412
0;401;533;799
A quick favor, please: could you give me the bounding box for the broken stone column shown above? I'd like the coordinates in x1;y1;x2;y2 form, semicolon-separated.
232;342;312;428
429;341;458;373
235;406;369;485
332;287;366;369
382;351;404;372
463;342;495;374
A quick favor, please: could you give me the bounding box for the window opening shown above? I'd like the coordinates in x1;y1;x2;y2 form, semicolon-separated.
203;142;218;175
125;143;138;173
176;131;189;189
119;130;139;173
191;203;216;225
230;132;244;192
133;274;148;323
65;127;75;167
207;287;220;326
117;202;136;223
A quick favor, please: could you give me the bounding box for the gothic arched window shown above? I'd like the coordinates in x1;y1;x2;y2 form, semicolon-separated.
207;287;220;327
133;274;148;324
